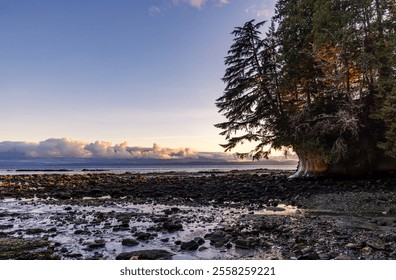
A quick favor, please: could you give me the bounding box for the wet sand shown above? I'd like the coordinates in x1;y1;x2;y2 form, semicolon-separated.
0;170;395;260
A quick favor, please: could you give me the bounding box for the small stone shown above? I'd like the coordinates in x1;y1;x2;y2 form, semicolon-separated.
162;220;183;232
25;228;46;235
297;252;320;260
119;223;130;229
367;241;385;250
0;225;14;230
194;237;205;245
135;232;153;240
318;253;331;260
292;243;306;251
122;238;139;247
114;227;128;232
74;229;89;235
181;240;199;251
302;247;314;255
346;243;358;250
266;206;286;212
116;249;173;260
87;239;106;249
47;227;57;233
334;254;353;260
317;238;326;244
207;230;229;246
361;246;373;254
235;238;257;249
293;249;303;257
214;241;225;247
328;251;340;259
163;207;180;215
64;253;83;258
60;247;68;253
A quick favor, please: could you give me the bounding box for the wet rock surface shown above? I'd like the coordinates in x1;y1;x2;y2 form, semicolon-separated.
0;237;58;260
0;170;395;259
116;249;173;260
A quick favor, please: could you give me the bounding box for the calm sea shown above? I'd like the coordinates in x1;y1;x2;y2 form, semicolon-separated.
0;163;297;175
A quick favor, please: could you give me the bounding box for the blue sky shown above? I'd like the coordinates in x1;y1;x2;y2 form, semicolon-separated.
0;0;276;155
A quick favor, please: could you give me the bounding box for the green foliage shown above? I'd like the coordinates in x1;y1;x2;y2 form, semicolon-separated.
216;0;396;164
215;20;284;159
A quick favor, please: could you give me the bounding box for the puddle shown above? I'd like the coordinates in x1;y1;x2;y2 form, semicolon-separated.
254;204;301;215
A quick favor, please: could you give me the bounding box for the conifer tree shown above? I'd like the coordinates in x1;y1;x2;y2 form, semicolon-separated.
215;20;283;159
216;0;396;176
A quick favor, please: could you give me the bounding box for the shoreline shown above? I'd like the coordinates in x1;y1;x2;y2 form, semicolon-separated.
0;169;395;260
0;164;297;176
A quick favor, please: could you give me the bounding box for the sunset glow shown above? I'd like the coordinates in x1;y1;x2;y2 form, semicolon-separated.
0;0;277;154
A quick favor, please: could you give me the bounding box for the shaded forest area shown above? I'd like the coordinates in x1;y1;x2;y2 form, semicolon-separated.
216;0;395;177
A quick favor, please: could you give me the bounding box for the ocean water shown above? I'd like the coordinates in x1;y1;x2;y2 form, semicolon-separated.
0;163;297;175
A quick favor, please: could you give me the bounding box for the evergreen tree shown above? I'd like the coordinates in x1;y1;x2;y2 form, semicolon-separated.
215;20;283;159
216;0;396;176
375;0;396;157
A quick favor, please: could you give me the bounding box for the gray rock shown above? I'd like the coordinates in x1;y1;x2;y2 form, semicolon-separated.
297;252;320;260
116;249;173;260
367;241;385;250
135;232;155;240
234;238;257;249
122;238;139;247
194;237;205;245
334;254;353;260
181;240;199;251
302;247;314;254
345;243;358;250
206;230;229;246
361;246;373;254
164;207;181;215
64;253;83;258
162;220;183;232
86;239;106;249
0;225;13;230
318;253;331;260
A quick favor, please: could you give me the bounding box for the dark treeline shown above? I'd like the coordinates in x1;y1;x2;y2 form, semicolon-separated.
216;0;395;177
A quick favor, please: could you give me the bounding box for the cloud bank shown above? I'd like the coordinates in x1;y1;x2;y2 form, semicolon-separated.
0;138;235;161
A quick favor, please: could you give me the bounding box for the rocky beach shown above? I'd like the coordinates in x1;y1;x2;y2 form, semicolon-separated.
0;169;395;260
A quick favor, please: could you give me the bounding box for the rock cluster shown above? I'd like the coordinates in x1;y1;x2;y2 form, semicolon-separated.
0;170;395;260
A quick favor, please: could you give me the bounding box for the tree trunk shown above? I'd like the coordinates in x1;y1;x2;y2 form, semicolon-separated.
290;150;328;178
291;149;396;178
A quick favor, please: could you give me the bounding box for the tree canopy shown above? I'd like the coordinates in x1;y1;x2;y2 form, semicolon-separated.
216;0;395;176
